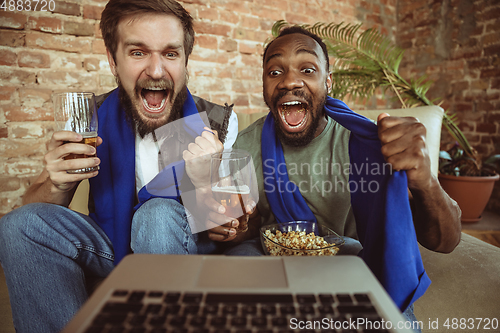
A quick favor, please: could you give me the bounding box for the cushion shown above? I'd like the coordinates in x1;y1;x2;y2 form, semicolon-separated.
356;105;444;177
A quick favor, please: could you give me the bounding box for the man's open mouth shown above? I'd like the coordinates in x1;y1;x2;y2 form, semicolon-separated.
141;87;170;113
279;100;308;129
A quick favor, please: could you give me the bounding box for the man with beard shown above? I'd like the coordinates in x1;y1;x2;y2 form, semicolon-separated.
209;27;462;328
0;1;239;332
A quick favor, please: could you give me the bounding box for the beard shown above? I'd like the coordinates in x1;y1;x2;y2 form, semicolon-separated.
266;89;326;147
117;76;188;138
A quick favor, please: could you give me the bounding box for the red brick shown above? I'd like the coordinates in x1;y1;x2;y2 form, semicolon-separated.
94;22;102;38
84;58;100;72
493;78;500;90
83;5;104;20
0;49;17;66
266;0;288;11
37;70;97;88
467;58;490;70
481;135;493;144
484;44;500;57
18;51;51;68
476;102;495;112
241;54;261;67
99;74;117;88
220;38;237;52
239;41;258;55
0;127;8;138
486;112;500;123
0;12;27;30
92;39;106;54
251;5;283;21
64;20;95;37
0;69;37;85
210;93;231;106
26;32;92;53
476;123;497;134
0;176;21;192
19;88;52;104
4;104;53;121
215;68;233;79
219;10;240;25
233;94;249;106
0;30;25;47
11;123;45;139
240;15;259;30
250;94;267;108
481;6;500;21
286;13;312;25
53;1;81;16
28;16;62;34
471;80;490;90
195;22;231;37
486;20;500;33
224;1;251;14
0;87;16;101
196;35;219;50
236;67;260;81
199;6;219;21
480;68;500;79
482;32;500;45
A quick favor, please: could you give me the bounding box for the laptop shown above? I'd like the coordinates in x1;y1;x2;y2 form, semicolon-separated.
62;254;416;332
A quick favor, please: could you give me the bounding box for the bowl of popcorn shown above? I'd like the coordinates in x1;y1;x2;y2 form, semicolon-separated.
260;221;344;256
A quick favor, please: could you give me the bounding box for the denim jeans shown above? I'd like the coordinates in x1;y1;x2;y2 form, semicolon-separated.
0;198;219;333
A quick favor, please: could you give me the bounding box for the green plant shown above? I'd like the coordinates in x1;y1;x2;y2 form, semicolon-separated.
439;144;500;176
270;20;494;176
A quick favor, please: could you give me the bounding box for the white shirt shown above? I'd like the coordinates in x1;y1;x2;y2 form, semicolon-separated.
135;111;238;194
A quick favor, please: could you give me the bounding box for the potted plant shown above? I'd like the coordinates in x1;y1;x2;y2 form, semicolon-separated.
271;20;500;222
439;144;499;222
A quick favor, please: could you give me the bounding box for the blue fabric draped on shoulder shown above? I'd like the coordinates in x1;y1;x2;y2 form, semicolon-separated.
261;96;431;311
89;88;203;264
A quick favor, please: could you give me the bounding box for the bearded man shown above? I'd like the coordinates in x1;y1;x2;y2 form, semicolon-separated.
209;26;462;329
0;1;238;332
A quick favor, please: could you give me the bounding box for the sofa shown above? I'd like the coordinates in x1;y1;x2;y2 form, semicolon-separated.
1;106;499;332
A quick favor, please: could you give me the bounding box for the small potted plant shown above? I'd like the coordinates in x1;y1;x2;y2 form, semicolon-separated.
271;20;500;222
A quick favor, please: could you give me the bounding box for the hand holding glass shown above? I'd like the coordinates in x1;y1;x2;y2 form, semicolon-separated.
210;150;254;233
53;92;98;174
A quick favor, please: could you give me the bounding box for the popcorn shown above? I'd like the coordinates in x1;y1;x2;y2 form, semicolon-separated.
263;229;340;256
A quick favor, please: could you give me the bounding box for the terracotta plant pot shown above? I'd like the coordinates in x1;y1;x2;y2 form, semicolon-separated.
438;173;500;223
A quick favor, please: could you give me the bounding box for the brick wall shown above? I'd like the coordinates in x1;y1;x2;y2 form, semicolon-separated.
0;0;414;217
396;0;500;213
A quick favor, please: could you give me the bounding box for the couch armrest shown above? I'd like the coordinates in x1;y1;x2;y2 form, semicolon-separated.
69;179;90;215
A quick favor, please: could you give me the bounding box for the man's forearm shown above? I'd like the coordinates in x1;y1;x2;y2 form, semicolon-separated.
410;176;462;253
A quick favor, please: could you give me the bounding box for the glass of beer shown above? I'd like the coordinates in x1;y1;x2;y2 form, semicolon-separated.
210;149;254;233
53;92;98;174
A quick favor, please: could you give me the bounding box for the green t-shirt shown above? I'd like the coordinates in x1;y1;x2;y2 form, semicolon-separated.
233;116;357;238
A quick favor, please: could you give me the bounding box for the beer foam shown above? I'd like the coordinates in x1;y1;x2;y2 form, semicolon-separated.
212;185;250;194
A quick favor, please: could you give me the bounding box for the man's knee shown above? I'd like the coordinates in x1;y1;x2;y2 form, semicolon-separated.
131;198;196;254
0;203;55;258
132;198;188;231
0;203;46;242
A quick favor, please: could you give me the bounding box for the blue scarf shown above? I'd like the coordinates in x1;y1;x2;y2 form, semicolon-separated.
262;96;431;311
89;88;203;264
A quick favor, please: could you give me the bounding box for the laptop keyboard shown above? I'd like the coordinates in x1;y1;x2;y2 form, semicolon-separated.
84;290;390;333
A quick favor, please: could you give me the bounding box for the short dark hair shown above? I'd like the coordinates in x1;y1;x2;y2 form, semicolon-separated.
100;0;194;64
263;26;330;72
